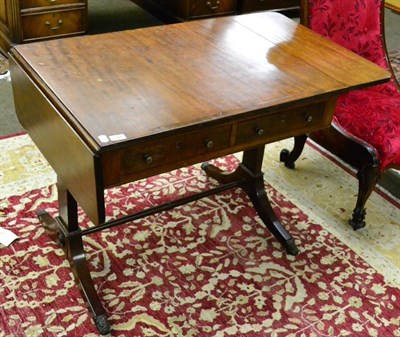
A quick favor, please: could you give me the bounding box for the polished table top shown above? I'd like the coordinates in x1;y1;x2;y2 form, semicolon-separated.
10;12;389;152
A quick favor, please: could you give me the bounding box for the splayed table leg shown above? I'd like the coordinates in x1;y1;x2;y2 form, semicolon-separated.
202;146;299;255
37;183;110;335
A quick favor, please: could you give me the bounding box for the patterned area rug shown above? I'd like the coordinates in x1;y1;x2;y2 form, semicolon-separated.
0;134;399;337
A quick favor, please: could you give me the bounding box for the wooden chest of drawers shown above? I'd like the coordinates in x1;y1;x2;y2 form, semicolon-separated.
0;0;87;52
140;0;299;22
239;0;299;13
0;0;299;53
149;0;237;20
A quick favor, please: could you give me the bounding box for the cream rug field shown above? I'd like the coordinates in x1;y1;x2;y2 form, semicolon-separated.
261;140;400;287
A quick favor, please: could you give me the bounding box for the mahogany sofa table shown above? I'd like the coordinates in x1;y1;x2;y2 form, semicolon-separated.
9;12;389;334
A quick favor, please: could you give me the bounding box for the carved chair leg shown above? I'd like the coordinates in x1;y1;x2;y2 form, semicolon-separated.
280;135;308;169
349;164;381;230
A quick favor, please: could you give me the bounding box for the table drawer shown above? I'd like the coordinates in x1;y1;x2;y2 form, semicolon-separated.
240;0;299;12
187;0;236;18
235;102;330;146
21;8;85;41
20;0;83;9
120;125;231;176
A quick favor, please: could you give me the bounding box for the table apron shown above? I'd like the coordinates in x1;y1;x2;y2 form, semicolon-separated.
101;99;336;187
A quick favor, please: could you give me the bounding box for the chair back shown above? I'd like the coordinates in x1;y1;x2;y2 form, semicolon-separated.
300;0;400;94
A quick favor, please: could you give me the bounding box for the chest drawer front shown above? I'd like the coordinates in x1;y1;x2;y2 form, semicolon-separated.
120;125;232;178
235;102;331;146
187;0;236;19
20;0;83;9
240;0;299;12
21;9;85;41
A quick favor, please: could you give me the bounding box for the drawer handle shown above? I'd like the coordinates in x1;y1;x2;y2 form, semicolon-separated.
256;128;264;136
205;140;214;149
144;154;153;164
306;115;313;122
207;1;221;10
45;19;63;31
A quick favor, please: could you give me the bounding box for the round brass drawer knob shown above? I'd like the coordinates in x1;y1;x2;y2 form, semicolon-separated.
144;154;153;164
206;140;214;149
256;128;264;136
306;115;313;122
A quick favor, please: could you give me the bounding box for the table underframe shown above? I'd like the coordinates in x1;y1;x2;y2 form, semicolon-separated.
38;145;299;335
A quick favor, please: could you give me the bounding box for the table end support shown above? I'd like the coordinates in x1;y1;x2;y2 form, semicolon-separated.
37;209;111;335
37;209;66;247
240;166;299;256
202;149;299;256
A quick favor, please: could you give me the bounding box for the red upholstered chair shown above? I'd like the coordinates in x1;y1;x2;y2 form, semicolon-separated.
280;0;400;229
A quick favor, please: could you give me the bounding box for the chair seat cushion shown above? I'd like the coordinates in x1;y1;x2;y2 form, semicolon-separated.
334;85;400;170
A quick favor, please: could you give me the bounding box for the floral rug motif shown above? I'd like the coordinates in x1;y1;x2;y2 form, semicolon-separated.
0;134;399;337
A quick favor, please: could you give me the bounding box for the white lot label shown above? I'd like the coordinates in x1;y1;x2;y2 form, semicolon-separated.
0;227;19;246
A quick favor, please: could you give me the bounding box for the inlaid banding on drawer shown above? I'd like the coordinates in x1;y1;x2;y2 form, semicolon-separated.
120;125;231;175
235;102;331;146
